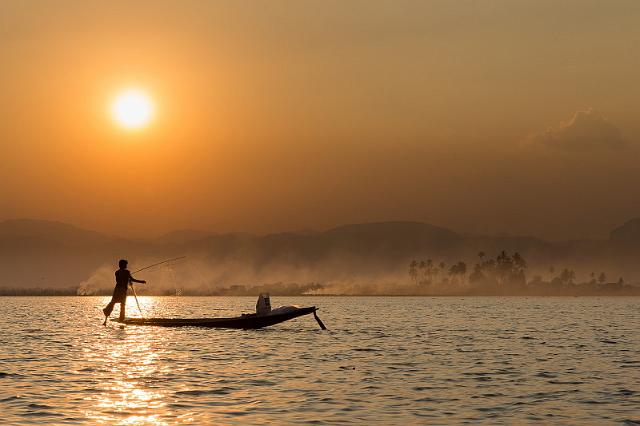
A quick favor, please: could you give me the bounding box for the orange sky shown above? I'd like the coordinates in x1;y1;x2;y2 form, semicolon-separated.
1;1;639;239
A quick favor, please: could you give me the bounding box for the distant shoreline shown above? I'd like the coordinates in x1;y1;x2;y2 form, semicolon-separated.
1;293;639;297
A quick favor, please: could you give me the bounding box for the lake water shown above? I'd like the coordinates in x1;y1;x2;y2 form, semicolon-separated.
1;296;639;425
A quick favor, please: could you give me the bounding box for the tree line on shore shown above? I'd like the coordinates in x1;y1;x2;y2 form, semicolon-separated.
409;251;639;295
2;250;638;296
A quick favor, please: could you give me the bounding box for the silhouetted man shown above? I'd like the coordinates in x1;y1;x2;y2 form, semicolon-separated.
102;259;146;325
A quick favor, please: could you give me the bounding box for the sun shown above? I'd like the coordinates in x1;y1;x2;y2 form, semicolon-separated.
111;89;154;130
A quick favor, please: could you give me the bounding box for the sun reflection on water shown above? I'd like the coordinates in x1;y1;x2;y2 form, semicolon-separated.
81;301;180;425
123;295;162;319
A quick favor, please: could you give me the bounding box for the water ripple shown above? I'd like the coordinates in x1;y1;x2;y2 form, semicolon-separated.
0;296;639;424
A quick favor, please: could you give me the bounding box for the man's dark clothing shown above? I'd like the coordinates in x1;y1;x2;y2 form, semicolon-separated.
111;269;132;303
104;268;133;320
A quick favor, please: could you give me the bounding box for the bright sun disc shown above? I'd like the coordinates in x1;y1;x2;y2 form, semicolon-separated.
111;89;154;130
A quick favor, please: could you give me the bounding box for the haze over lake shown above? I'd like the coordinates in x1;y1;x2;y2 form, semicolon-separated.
2;219;640;297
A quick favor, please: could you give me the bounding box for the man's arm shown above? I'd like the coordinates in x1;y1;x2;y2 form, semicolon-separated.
129;276;146;284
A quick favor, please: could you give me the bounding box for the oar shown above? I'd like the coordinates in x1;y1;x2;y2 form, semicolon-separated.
129;281;144;318
313;308;327;330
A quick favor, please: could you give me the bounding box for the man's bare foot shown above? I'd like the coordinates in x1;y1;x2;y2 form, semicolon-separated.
102;317;108;326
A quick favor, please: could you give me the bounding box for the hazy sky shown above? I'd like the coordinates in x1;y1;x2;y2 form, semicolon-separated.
1;1;639;239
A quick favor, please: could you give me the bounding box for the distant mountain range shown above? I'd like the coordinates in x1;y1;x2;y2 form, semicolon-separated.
1;218;640;293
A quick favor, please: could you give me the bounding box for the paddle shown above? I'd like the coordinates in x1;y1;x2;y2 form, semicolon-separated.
313;309;327;330
129;281;144;318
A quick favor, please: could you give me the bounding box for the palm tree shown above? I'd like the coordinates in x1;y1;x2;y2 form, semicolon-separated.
459;261;468;275
426;259;434;284
409;260;418;285
448;261;467;287
560;269;576;286
598;272;607;284
513;252;526;270
418;260;427;285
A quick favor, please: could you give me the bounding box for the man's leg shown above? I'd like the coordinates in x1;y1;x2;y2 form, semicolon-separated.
103;301;115;325
103;301;115;316
118;302;126;321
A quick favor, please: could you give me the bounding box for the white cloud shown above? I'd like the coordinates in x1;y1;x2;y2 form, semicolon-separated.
527;109;625;151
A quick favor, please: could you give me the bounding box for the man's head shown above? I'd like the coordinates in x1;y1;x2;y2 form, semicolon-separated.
118;259;128;269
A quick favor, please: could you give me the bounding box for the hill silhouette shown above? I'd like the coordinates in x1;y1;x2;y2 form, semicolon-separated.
610;217;640;243
0;219;112;246
0;218;639;294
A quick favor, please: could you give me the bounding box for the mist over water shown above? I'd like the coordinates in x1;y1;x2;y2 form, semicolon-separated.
75;253;640;297
3;219;640;296
1;296;639;424
76;257;409;297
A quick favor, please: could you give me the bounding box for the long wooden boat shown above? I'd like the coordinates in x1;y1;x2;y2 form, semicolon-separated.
118;306;325;329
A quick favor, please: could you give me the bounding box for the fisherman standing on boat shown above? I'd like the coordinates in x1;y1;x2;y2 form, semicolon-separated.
102;259;146;325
